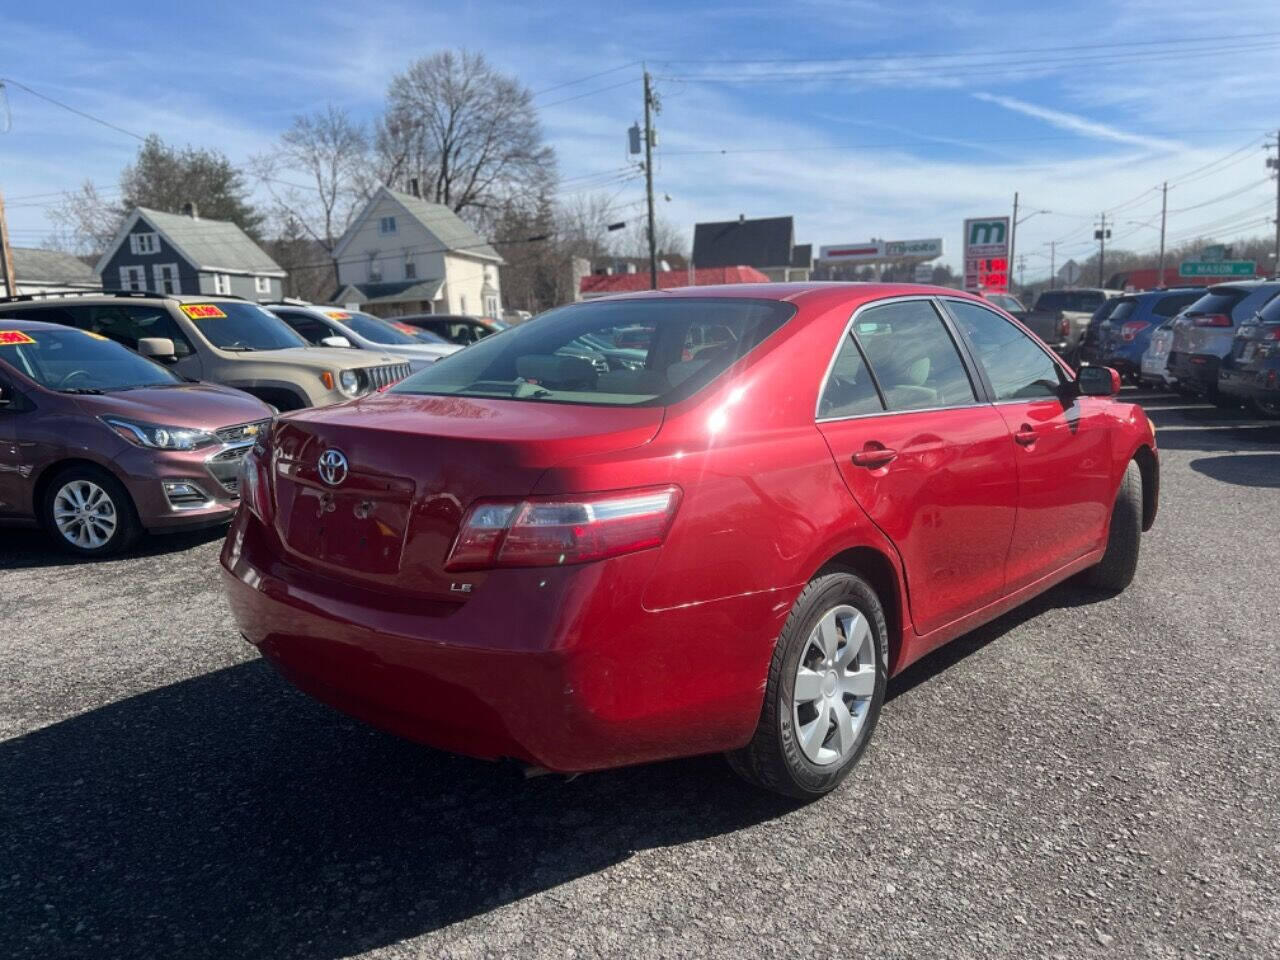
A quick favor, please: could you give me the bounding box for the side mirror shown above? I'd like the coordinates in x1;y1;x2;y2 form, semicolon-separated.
1077;365;1120;397
320;335;352;349
137;337;177;362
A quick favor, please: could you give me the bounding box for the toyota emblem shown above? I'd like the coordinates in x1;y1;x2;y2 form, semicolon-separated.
317;448;349;487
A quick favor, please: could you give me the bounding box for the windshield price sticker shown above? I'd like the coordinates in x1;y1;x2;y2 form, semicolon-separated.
82;330;110;341
325;311;352;320
181;304;228;320
0;331;36;346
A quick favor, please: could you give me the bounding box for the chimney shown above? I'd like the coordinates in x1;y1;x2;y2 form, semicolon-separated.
739;213;745;223
181;201;199;219
408;177;421;198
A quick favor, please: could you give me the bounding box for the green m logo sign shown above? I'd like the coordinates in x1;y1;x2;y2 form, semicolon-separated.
968;219;1007;246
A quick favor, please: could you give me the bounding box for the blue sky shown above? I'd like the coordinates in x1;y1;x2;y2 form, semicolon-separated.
2;0;1279;280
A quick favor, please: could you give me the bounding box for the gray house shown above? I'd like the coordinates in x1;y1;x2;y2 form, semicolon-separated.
95;207;285;301
0;247;102;298
692;215;812;282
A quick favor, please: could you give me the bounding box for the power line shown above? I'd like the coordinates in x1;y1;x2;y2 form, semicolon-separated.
0;77;146;141
532;61;641;97
538;79;635;110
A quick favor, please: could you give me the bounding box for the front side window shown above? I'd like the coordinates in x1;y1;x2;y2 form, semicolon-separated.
0;327;180;392
391;297;794;407
946;299;1064;401
851;299;977;411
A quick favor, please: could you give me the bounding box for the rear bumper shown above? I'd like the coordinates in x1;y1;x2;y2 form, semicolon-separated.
219;511;793;772
1168;351;1221;389
1218;365;1277;402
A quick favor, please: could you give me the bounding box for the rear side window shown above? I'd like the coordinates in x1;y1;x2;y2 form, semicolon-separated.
818;336;883;419
85;305;196;358
1153;293;1200;317
946;300;1064;401
391;298;794;406
851;300;977;411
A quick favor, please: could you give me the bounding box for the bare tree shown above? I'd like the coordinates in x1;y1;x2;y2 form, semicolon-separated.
610;213;688;262
375;50;556;231
46;181;123;256
252;105;370;254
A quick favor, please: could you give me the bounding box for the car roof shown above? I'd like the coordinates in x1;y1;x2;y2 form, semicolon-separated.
0;317;70;331
586;282;997;311
0;291;249;307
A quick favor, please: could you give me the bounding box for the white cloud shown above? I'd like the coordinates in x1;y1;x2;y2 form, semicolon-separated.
972;92;1182;153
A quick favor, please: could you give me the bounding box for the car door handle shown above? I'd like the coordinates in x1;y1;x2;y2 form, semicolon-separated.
1013;425;1037;446
852;446;898;468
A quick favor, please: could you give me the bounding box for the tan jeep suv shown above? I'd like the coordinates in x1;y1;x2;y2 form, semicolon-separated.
0;292;411;410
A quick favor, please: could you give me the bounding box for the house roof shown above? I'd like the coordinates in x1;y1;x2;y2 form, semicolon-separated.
331;187;504;263
692;216;797;269
93;208;284;277
580;265;771;297
791;244;813;269
331;279;445;305
9;247;99;285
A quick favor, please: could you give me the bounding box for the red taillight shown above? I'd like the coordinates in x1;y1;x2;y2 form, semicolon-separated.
1056;316;1070;336
239;447;271;521
445;486;681;570
1120;320;1150;342
1192;313;1231;327
1262;326;1280;342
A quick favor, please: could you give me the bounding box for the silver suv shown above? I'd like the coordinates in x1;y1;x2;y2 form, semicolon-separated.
0;292;411;410
1167;282;1280;399
265;303;461;364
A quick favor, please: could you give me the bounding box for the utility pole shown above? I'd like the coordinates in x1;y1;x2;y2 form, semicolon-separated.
1156;181;1168;286
1009;191;1019;281
642;69;659;290
1047;241;1057;289
1094;212;1110;287
1016;254;1026;290
0;186;15;297
1268;131;1280;279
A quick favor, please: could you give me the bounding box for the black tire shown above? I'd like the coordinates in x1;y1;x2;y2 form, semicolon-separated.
1251;395;1280;420
41;465;141;557
727;570;888;799
1085;460;1142;593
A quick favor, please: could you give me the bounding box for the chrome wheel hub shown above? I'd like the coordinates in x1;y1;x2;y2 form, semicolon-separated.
792;604;876;766
53;479;117;549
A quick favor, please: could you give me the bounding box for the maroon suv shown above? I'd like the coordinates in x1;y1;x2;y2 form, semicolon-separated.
0;319;272;556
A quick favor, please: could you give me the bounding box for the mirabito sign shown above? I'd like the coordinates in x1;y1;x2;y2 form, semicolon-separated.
963;217;1010;293
818;238;943;263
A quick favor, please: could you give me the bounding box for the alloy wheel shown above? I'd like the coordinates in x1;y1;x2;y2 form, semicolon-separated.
792;604;877;766
53;479;118;550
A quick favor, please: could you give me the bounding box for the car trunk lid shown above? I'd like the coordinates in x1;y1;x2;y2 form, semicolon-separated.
268;393;664;601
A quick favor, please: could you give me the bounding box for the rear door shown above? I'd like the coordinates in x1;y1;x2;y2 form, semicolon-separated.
943;298;1113;589
816;297;1019;635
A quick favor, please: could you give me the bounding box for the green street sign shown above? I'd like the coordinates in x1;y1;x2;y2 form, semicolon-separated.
1201;244;1226;261
1179;260;1255;277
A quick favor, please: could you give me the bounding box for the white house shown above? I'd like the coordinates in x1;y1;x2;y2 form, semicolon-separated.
330;187;503;318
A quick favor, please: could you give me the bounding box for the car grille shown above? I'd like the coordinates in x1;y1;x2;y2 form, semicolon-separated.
206;445;252;495
364;363;412;391
215;419;271;445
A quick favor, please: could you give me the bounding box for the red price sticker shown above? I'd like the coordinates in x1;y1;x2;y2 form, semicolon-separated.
181;304;228;320
0;331;36;346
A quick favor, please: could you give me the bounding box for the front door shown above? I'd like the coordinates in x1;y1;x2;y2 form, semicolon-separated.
943;298;1113;590
816;298;1019;635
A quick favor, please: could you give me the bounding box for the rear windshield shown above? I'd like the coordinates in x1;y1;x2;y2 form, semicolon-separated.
184;303;307;351
1108;300;1137;321
1184;289;1246;318
1153;293;1201;317
390;298;795;406
1034;290;1106;313
1255;295;1280;323
0;327;180;392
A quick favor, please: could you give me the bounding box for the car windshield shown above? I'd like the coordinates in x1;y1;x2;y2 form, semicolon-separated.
0;327;180;392
1035;290;1105;312
341;313;421;345
390;298;794;406
184;302;306;351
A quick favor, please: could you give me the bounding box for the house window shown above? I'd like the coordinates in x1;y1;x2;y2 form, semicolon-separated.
404;260;417;280
129;232;160;255
152;263;181;295
485;296;499;317
460;294;468;314
379;216;397;235
368;256;382;282
254;276;271;295
213;273;232;296
118;265;146;291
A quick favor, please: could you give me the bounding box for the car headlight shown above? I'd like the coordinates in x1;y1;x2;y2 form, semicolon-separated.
102;416;218;450
338;369;362;396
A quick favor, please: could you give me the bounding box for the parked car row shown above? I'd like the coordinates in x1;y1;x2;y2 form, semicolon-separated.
0;290;503;554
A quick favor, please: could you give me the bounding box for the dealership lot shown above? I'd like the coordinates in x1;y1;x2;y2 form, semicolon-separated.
2;391;1277;959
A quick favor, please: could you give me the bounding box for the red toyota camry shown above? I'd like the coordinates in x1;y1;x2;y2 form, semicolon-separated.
221;284;1157;798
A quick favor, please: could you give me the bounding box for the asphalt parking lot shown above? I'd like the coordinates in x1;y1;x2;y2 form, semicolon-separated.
2;390;1277;960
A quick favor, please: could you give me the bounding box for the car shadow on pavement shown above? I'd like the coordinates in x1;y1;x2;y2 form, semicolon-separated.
0;659;799;960
0;525;227;570
1189;453;1280;488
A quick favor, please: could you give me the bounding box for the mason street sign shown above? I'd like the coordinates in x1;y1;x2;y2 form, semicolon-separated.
1179;260;1255;278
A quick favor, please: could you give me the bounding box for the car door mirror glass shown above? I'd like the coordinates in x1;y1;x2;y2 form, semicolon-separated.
320;335;352;349
1077;365;1119;397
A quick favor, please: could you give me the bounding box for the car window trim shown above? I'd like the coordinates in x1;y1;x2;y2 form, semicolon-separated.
813;294;991;423
937;296;1073;402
